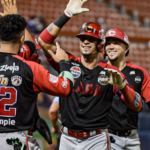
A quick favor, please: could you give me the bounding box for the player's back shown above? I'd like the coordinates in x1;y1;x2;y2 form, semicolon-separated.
0;52;38;133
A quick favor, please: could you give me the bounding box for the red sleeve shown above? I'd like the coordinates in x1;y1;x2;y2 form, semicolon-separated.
140;69;150;103
18;44;31;59
103;63;142;112
47;52;77;73
113;80;142;112
31;62;71;97
120;84;142;112
13;55;71;98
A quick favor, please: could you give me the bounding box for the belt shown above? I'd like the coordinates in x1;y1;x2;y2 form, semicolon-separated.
28;131;33;136
108;129;132;137
61;127;102;138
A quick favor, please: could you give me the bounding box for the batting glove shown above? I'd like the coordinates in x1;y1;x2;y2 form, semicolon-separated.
64;0;89;18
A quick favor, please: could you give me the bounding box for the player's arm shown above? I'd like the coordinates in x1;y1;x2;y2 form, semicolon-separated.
19;29;36;59
23;45;74;97
38;0;89;58
139;69;150;109
0;0;35;59
49;97;59;135
103;67;142;112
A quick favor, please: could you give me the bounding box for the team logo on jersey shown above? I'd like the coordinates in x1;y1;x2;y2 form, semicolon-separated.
62;77;68;88
99;71;106;75
70;66;81;78
71;62;80;66
129;71;135;75
0;75;8;86
135;76;141;83
11;75;22;86
98;75;109;85
49;74;58;83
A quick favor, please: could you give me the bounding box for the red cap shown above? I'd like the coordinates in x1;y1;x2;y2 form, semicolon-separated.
76;22;105;52
105;29;129;45
76;22;105;43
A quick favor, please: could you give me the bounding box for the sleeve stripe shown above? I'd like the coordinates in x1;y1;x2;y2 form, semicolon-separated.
59;71;74;85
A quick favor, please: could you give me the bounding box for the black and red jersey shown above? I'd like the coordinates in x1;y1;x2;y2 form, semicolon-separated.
18;41;35;59
47;54;141;131
0;51;72;133
108;62;150;131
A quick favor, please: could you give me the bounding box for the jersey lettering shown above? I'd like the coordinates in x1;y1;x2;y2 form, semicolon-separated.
0;87;17;117
73;82;102;97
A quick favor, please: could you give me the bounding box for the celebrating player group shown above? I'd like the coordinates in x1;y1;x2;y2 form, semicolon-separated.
0;0;149;150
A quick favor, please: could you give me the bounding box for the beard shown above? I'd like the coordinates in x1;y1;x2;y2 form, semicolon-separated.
81;52;92;57
108;56;118;62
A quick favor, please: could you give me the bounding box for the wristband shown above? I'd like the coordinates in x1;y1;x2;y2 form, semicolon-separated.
39;29;56;44
53;13;71;29
59;71;74;85
59;60;70;72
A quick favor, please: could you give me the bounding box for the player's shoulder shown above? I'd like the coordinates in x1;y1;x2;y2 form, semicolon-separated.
126;62;147;74
67;52;81;62
12;55;40;69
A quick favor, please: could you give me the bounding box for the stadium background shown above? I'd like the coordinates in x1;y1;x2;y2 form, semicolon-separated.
0;0;150;149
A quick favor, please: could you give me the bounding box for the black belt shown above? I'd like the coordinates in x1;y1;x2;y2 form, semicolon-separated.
108;129;132;137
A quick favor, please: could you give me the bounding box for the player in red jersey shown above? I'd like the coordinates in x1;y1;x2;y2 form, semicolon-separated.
105;29;150;150
0;2;74;150
38;0;143;149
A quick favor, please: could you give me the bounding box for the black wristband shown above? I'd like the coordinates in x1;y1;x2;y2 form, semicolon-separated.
53;13;70;28
59;60;70;72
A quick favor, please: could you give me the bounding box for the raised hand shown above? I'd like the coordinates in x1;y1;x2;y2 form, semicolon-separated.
0;0;18;17
48;42;68;63
65;0;89;17
100;68;126;89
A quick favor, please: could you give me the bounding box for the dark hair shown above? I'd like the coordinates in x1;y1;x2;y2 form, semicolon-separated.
0;14;27;42
125;50;129;57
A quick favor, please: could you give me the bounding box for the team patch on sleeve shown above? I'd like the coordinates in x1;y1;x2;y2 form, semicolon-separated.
61;77;68;88
49;74;58;83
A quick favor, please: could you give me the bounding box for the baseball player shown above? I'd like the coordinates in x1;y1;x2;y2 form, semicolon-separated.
38;0;143;149
0;12;74;150
0;1;54;149
49;96;61;150
105;29;150;150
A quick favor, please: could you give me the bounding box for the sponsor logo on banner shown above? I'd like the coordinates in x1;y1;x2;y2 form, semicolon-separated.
70;66;81;78
108;31;116;36
135;76;141;83
98;75;109;85
0;75;9;86
49;74;58;83
0;63;19;73
11;75;22;86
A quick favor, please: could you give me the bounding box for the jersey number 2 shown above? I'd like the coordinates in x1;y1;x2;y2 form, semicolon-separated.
0;87;17;117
